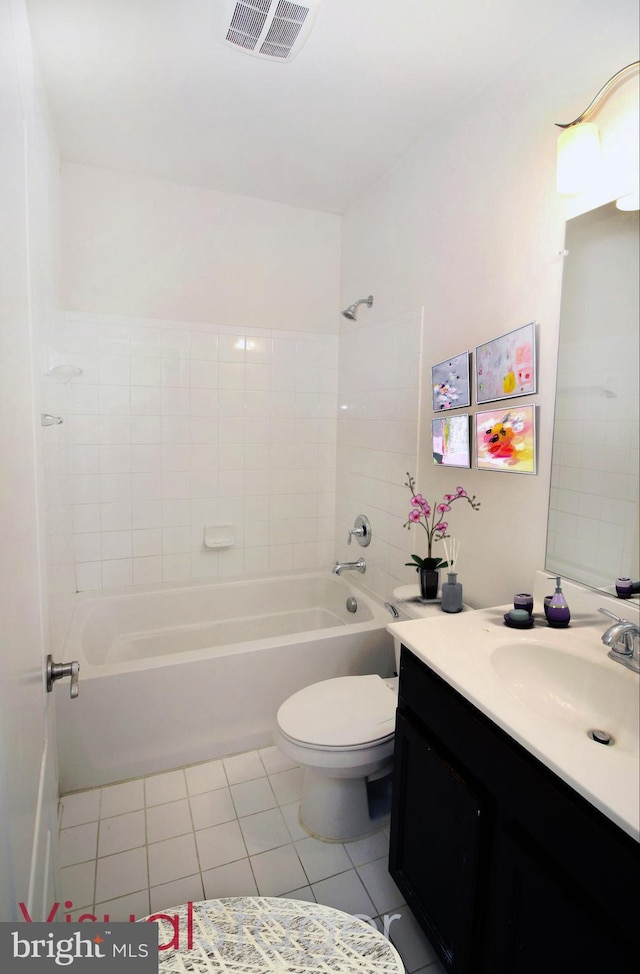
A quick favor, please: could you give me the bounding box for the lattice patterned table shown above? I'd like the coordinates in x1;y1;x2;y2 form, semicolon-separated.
144;896;405;973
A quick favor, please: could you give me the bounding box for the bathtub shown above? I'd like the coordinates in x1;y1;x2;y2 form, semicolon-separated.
55;572;395;792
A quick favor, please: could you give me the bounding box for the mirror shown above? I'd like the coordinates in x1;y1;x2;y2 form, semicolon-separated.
546;201;639;595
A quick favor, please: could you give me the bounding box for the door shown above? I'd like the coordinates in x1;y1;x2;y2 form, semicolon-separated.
484;823;638;974
0;0;60;922
389;711;484;973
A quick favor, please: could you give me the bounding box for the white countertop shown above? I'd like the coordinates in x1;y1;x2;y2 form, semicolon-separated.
388;586;639;841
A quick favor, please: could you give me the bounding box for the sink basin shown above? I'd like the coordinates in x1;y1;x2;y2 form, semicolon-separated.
388;579;640;838
490;641;639;752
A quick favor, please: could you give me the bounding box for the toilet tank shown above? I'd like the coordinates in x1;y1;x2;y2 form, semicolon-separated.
391;585;469;673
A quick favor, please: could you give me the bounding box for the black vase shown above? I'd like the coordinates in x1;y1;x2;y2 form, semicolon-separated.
419;568;439;600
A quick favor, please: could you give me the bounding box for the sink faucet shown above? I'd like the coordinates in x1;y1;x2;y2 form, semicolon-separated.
599;608;640;673
332;557;366;575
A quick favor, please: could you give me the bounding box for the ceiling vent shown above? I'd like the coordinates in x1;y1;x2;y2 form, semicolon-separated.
218;0;321;62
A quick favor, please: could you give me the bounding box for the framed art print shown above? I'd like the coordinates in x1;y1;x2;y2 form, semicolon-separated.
432;414;470;468
431;351;471;411
475;322;536;404
475;405;536;474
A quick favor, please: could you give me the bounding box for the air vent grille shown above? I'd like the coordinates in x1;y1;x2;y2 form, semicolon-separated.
260;6;307;58
219;0;320;62
226;3;269;51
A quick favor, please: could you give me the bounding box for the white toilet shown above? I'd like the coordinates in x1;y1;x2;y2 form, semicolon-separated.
273;586;444;842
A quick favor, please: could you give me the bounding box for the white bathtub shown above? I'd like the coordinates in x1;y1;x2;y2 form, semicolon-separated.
55;572;395;792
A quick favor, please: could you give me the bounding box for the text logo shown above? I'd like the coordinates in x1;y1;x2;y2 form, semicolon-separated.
0;924;157;972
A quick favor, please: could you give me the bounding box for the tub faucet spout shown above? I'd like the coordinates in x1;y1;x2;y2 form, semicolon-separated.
332;558;366;575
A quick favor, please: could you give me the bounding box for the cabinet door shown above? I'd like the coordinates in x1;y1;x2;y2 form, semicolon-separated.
389;712;484;973
485;824;638;974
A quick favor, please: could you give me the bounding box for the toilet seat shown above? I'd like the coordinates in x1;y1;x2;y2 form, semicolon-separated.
276;674;396;750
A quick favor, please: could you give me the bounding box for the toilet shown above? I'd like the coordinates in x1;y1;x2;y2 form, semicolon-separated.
273;585;444;841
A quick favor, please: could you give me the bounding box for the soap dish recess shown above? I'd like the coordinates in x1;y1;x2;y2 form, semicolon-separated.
203;524;234;549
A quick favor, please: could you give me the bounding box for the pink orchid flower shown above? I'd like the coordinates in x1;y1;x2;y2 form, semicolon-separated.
403;473;480;571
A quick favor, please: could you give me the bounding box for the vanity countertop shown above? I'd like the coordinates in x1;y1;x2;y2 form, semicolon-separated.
388;582;639;841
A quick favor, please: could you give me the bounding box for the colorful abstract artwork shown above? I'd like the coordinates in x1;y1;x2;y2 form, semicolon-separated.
432;415;470;468
432;351;471;411
475;322;536;404
475;405;536;474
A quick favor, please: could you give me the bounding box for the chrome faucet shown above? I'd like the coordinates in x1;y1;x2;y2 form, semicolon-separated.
599;608;640;673
332;557;366;575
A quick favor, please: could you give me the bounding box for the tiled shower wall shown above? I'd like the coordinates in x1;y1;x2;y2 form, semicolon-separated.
50;312;338;594
334;308;422;602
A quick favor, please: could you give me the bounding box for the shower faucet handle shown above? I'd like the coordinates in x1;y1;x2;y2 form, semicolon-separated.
347;515;372;547
46;655;80;699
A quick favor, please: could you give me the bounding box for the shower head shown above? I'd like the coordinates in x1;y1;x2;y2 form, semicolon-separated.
341;295;374;320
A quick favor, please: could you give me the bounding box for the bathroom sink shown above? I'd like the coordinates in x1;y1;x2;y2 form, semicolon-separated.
388;576;640;838
490;641;639;752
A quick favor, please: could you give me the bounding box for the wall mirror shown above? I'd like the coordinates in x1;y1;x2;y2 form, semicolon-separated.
546;201;639;594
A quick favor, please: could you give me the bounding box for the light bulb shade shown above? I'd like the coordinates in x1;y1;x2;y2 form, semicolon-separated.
556;122;602;194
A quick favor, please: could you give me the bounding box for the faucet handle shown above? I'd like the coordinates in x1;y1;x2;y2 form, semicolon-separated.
347;514;371;547
598;607;629;624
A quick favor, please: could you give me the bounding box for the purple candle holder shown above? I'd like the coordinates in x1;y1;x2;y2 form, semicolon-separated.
616;577;633;599
514;593;534;615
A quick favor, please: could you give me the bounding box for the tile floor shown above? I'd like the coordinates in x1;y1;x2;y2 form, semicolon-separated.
58;746;444;973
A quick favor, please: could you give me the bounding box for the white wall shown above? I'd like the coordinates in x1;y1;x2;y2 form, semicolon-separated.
62;163;341;333
339;0;639;608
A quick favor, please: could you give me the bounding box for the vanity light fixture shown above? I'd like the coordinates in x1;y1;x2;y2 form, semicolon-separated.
555;60;639;207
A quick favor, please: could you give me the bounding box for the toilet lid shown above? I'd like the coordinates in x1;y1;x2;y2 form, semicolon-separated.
277;675;396;748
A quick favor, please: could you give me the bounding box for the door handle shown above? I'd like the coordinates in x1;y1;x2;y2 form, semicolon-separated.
46;655;80;699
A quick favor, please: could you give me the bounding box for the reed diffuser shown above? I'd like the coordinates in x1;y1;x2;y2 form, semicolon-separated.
441;537;463;613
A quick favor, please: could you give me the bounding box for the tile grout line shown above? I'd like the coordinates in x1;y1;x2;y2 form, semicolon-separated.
60;752;398;922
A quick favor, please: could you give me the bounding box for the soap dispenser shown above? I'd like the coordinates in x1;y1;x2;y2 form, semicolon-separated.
545;576;570;628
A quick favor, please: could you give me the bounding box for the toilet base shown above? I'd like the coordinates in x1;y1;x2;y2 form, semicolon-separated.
299;767;391;842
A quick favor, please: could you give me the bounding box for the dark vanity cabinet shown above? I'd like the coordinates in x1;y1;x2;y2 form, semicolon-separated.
389;647;640;974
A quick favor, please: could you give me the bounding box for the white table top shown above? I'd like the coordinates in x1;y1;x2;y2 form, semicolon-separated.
145;896;405;973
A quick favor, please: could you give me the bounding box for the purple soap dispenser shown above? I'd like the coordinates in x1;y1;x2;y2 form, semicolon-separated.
546;576;570;628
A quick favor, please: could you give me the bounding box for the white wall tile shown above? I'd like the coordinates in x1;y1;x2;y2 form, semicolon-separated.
55;314;338;589
162;553;191;579
76;562;102;592
73;504;101;534
100;502;132;531
75;533;102;563
130;357;161;386
98;355;130;386
161;499;190;526
131;386;161;415
102;559;133;588
99;385;130;415
101;531;133;561
130;416;161;444
132;499;162;530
